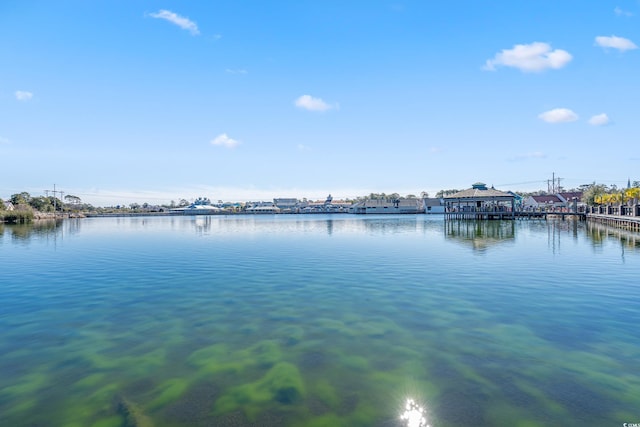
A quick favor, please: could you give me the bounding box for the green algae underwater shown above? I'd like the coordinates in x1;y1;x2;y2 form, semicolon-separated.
1;215;640;426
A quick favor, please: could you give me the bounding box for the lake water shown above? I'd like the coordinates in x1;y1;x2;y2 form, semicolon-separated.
1;214;639;427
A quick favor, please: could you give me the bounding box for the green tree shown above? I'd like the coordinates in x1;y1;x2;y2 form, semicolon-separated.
30;196;54;212
11;192;31;205
65;194;81;205
582;183;608;205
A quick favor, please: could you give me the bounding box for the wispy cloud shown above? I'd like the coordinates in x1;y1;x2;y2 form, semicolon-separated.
588;113;611;126
538;108;578;123
614;7;633;16
0;136;10;144
210;133;240;148
484;42;572;72
150;10;199;35
595;35;637;51
509;151;547;161
225;68;248;75
294;95;333;112
297;144;311;151
430;146;444;154
15;90;33;101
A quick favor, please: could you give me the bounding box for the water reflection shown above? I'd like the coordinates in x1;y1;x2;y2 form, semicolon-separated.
3;219;62;241
326;218;333;235
400;398;429;427
444;220;515;252
0;218;87;247
586;221;640;263
170;214;433;236
545;218;581;255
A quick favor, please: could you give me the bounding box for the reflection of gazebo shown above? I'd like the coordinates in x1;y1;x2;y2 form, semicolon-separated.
445;220;515;251
444;183;515;220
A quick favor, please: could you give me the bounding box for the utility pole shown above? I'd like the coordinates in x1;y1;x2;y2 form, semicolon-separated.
46;184;63;214
547;172;563;194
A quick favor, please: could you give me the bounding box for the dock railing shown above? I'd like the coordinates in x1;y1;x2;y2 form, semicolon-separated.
586;202;640;232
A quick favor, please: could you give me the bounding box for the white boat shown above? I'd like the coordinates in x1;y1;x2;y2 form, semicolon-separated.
169;203;226;215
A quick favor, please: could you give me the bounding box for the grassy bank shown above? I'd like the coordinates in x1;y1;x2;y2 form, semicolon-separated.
1;210;35;224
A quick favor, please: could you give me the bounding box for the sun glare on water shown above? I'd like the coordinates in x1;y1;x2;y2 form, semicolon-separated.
400;398;429;427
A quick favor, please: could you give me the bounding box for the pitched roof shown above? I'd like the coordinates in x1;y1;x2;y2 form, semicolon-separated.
531;195;562;203
558;192;582;201
423;198;443;207
444;187;513;199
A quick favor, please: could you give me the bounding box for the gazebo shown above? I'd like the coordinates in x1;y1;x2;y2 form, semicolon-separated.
444;182;516;219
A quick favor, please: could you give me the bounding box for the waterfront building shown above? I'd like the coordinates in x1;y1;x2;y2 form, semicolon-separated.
523;195;564;211
245;202;280;214
169;197;227;215
350;197;424;214
422;198;445;214
444;182;515;219
273;198;299;212
523;192;583;212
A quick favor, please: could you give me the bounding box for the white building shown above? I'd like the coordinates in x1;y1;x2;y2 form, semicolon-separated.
422;198;445;214
350;198;424;214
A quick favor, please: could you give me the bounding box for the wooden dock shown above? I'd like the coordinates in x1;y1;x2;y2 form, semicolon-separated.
586;213;640;232
444;211;586;220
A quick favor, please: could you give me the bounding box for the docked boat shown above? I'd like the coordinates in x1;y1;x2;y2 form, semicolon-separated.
169;203;226;215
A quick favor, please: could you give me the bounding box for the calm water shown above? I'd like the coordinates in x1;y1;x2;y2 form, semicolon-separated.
1;215;639;427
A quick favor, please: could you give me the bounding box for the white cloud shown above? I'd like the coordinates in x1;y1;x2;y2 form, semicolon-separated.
225;68;248;75
15;90;33;101
429;146;443;154
0;136;10;144
150;10;199;35
595;35;637;51
484;42;572;72
210;133;240;148
614;7;633;16
294;95;333;112
588;113;610;126
297;144;311;151
538;108;579;123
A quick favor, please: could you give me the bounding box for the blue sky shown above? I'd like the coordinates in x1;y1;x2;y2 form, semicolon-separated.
1;1;639;206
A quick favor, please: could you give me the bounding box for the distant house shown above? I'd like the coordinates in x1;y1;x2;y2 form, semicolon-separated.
298;195;352;213
273;198;298;211
523;192;584;211
3;201;14;211
422;198;445;214
558;192;583;205
523;195;564;210
245;202;280;214
350;197;424;214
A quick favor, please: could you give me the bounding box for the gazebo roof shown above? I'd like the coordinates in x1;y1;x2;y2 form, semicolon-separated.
444;185;514;200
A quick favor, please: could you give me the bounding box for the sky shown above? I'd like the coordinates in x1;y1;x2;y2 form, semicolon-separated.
1;1;639;206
